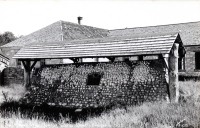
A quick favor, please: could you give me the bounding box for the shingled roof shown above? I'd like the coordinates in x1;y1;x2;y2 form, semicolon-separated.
109;21;200;46
0;49;9;60
2;20;200;48
13;32;181;59
1;21;108;47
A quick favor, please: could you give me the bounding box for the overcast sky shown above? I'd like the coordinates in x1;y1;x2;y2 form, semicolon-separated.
0;0;200;36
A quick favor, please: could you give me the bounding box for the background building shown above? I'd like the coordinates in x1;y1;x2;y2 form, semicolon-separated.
0;20;200;80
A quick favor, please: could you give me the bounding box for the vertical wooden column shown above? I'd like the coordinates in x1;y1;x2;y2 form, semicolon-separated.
169;43;179;102
162;54;169;84
22;60;38;88
22;60;31;88
79;58;82;63
162;54;170;102
59;59;63;64
0;71;2;86
94;58;99;62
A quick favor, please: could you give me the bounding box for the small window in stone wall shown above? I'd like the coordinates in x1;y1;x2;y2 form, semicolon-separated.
87;73;102;85
195;52;200;70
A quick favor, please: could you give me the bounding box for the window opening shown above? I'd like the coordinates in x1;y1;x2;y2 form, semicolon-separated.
178;57;185;70
87;73;102;85
195;52;200;69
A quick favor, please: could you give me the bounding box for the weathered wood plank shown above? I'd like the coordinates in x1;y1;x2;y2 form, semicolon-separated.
169;43;179;102
22;43;173;52
22;60;31;88
14;49;170;56
16;46;172;55
13;33;178;59
25;39;174;49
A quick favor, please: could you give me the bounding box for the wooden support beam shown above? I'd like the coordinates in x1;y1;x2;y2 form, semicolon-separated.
162;54;169;84
168;43;179;103
79;58;82;63
94;58;99;62
59;59;63;64
162;54;169;69
69;58;79;63
22;60;39;88
31;61;37;70
138;55;143;61
0;71;2;86
162;54;170;102
107;57;115;62
22;61;28;71
40;59;45;67
22;60;31;88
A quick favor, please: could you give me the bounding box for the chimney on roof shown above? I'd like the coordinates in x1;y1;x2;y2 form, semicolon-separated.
77;16;82;25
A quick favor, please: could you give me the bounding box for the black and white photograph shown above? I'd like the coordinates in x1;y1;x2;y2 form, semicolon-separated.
0;0;200;127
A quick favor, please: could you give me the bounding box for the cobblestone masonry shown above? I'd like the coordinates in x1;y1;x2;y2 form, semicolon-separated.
1;67;24;86
22;59;168;108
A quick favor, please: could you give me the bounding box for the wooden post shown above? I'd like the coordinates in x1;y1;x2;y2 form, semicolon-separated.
94;58;99;62
138;55;143;61
70;58;79;63
162;54;170;102
107;57;115;62
79;58;82;63
162;54;169;83
169;43;179;102
22;60;38;88
0;71;2;86
59;59;63;64
22;60;31;88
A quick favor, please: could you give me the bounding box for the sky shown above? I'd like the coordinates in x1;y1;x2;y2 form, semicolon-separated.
0;0;200;37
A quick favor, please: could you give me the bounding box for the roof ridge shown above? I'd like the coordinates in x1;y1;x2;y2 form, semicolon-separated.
1;20;109;48
109;20;200;31
60;20;108;31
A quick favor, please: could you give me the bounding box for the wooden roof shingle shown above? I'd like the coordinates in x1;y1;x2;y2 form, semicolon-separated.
13;33;180;59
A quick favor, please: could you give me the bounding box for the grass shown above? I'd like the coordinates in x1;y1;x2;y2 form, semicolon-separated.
179;81;200;103
0;81;200;128
0;84;25;104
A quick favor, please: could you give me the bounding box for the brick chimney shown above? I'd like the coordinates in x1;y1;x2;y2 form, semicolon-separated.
77;16;82;25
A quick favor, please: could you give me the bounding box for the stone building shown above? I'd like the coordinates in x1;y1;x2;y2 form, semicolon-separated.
0;19;189;106
108;21;200;80
13;32;184;106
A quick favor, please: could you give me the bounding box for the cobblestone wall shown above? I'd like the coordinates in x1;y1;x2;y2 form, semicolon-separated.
22;59;168;108
1;67;24;86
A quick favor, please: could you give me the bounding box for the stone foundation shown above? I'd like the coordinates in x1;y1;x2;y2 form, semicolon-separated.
22;59;168;108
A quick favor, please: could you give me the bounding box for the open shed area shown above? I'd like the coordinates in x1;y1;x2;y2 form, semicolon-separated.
13;32;185;108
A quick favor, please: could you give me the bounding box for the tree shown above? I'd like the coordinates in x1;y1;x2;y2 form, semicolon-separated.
0;31;17;46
